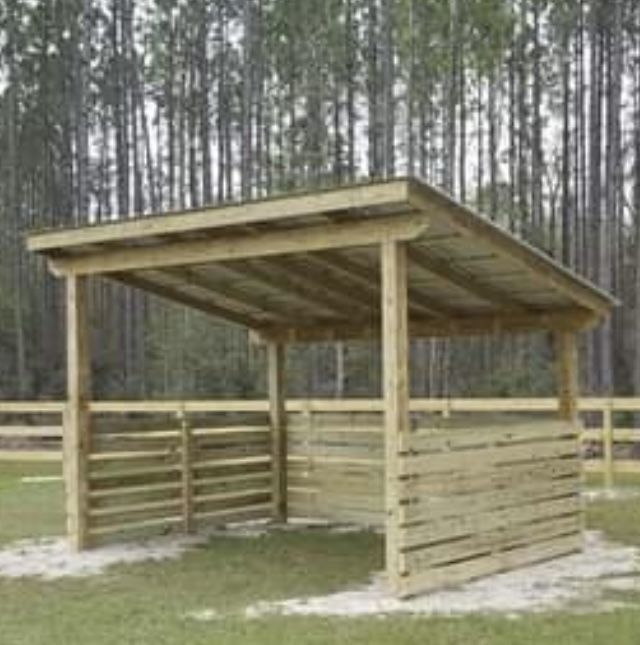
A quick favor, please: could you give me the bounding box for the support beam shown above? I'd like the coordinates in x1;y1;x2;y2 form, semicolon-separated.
268;342;287;523
65;275;91;550
381;240;410;596
258;308;599;344
50;213;429;276
554;330;579;423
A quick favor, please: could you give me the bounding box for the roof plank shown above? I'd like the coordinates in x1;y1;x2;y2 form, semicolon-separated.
48;212;429;276
28;180;410;252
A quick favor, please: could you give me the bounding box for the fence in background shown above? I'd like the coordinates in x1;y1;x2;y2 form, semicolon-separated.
1;397;639;489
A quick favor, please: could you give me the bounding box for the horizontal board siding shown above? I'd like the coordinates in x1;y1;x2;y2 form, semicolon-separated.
286;412;385;525
86;418;271;542
397;417;581;595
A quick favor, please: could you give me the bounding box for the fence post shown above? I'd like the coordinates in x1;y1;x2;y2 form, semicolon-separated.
603;400;614;490
179;408;194;534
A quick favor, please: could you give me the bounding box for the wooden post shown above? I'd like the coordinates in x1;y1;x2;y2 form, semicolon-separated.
554;330;579;424
179;409;194;533
65;275;91;551
381;240;410;596
268;341;287;522
602;400;615;490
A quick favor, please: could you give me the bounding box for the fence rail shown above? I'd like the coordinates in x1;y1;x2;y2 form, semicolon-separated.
1;398;639;485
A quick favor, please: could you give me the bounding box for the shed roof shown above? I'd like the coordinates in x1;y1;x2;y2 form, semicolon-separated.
27;178;616;342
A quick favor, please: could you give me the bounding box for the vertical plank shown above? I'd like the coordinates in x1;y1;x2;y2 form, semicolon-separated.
381;240;410;596
65;275;91;551
554;331;579;424
268;341;287;522
179;409;194;533
553;329;584;538
602;400;615;489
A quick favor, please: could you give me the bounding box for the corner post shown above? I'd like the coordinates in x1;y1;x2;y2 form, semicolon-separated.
554;330;579;424
65;274;91;550
268;341;287;522
381;240;410;595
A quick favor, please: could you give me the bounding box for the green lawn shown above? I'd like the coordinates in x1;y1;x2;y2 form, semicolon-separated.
0;463;639;645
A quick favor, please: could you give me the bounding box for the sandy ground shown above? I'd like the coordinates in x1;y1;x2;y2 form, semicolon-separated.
242;531;640;618
1;517;638;617
0;523;269;580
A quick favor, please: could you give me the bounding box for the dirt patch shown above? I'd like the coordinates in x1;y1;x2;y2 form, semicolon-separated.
243;531;640;618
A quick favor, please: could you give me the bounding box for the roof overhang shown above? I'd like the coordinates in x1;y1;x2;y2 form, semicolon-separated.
27;178;617;342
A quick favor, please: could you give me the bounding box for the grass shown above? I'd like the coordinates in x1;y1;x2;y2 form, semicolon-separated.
0;464;639;645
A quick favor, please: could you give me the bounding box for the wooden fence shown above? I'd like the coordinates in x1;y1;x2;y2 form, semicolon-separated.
1;397;640;489
396;416;581;596
86;410;273;541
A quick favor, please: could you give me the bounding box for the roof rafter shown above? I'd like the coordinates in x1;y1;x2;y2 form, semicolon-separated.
161;266;348;326
407;246;528;311
111;273;262;329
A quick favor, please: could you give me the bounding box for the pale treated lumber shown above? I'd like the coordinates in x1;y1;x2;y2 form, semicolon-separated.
191;425;270;436
88;481;183;499
88;464;183;481
179;412;194;533
111;272;262;328
192;501;272;522
89;498;182;519
554;330;579;423
193;488;271;505
49;213;429;276
85;396;640;416
268;342;287;522
401;501;580;550
219;259;366;319
381;239;410;596
162;266;336;325
65;275;91;551
602;402;615;489
257;307;598;343
282;253;454;319
29;180;410;252
399;480;580;525
398;533;582;598
0;451;61;462
89;400;270;413
0;401;65;413
397;458;580;498
0;426;62;438
407;245;528;310
262;255;380;314
401;515;580;573
399;437;579;478
191;455;272;470
407;179;615;315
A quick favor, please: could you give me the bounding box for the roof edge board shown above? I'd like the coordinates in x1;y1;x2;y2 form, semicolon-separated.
48;211;429;277
27;179;411;254
257;307;601;343
406;179;618;314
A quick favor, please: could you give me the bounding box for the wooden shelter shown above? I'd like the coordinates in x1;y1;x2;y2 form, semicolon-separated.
27;177;616;597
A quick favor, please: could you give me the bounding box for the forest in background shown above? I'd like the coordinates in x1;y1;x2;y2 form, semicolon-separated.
0;0;638;400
